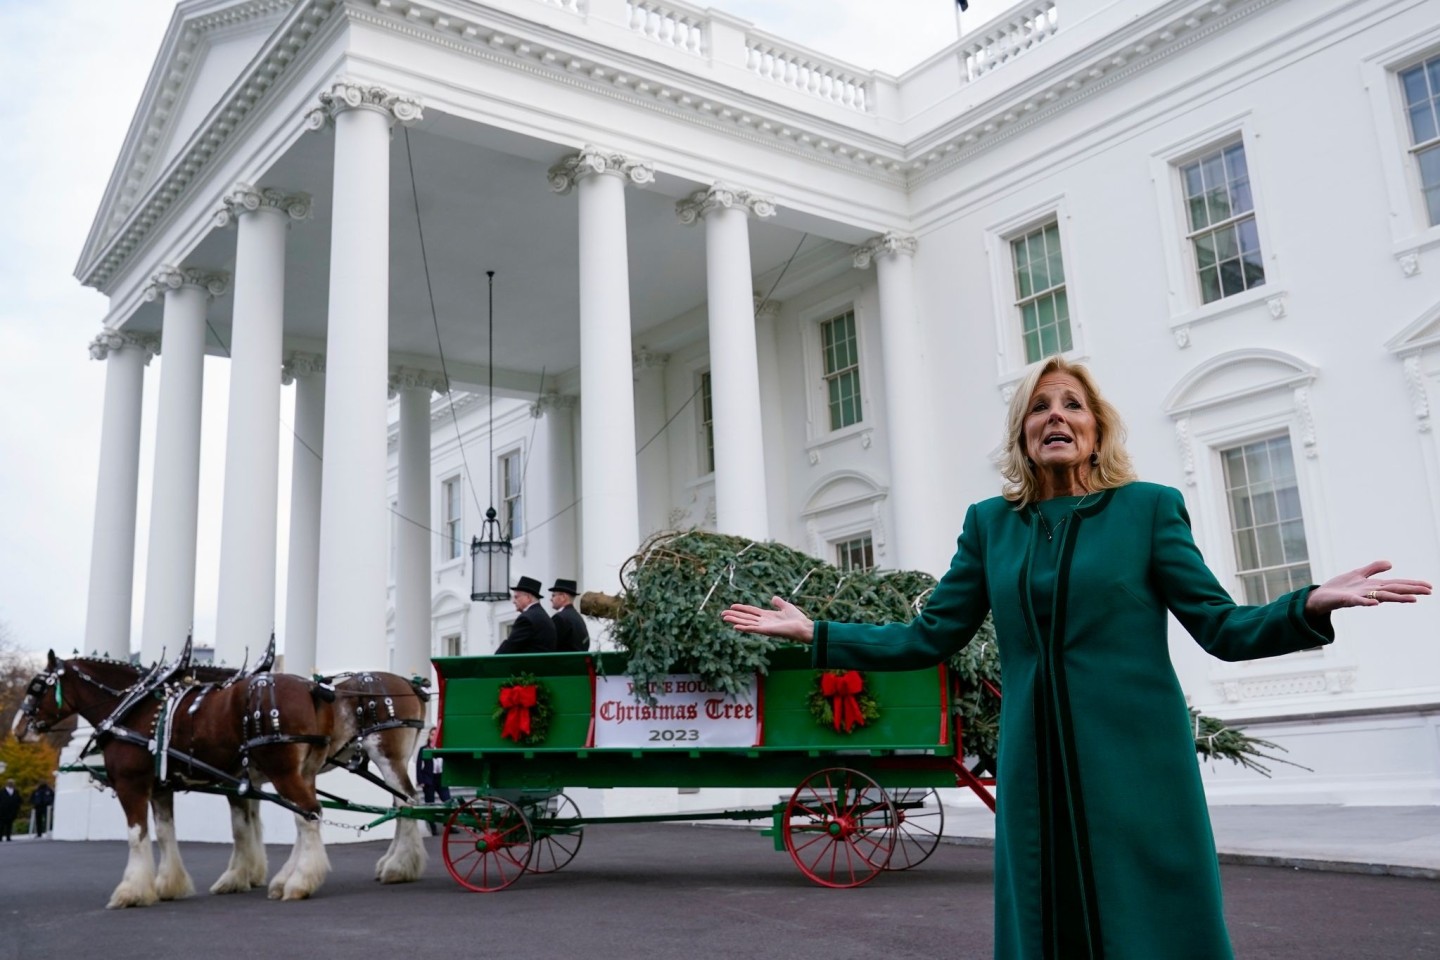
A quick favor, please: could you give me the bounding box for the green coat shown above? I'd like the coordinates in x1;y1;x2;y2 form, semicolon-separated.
812;482;1332;960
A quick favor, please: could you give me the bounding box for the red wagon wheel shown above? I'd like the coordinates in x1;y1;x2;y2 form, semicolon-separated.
783;767;896;888
442;796;534;892
526;792;584;874
883;787;945;870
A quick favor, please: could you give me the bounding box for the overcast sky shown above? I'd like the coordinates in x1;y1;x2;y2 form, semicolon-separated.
0;0;1001;657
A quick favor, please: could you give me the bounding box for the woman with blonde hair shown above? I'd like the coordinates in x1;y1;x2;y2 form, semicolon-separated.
724;355;1429;960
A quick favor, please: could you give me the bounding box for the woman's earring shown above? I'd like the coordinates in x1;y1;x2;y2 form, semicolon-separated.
1090;451;1099;467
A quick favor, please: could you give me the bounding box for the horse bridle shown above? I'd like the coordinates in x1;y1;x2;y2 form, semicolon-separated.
19;660;131;733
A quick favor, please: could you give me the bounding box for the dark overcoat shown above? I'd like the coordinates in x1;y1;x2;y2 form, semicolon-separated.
496;601;557;654
552;605;590;652
813;483;1332;960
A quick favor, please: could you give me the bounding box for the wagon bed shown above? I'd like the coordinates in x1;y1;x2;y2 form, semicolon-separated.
426;647;995;891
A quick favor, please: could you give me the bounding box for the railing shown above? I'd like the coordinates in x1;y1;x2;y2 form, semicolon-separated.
745;37;871;112
960;1;1059;82
535;0;585;12
626;0;706;55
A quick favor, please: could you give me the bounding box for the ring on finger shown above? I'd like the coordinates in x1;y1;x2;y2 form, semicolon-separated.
1365;589;1379;600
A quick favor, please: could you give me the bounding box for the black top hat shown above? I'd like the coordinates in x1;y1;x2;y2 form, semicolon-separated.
549;578;579;596
510;575;544;597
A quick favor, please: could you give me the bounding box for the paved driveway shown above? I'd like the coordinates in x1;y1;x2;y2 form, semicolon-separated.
0;824;1435;959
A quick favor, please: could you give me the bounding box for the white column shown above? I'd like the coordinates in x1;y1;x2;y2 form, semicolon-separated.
549;147;653;592
677;184;776;541
532;391;579;579
139;266;228;665
391;369;446;679
282;354;324;679
632;348;671;538
305;81;422;672
83;332;155;660
212;185;310;667
854;233;936;571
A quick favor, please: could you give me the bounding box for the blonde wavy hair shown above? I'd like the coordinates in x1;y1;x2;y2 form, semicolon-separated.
1000;356;1137;507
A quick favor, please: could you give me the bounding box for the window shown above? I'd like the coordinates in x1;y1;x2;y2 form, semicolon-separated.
442;477;462;561
1221;435;1311;604
1180;142;1265;304
699;371;715;474
821;310;863;430
835;534;875;573
1400;54;1440;226
442;634;462;657
500;451;524;539
1011;221;1071;363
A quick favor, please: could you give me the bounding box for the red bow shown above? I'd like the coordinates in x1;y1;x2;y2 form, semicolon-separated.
499;685;538;741
821;671;866;733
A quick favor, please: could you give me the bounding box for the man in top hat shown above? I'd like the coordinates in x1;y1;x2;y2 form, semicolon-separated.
495;575;557;654
549;578;590;652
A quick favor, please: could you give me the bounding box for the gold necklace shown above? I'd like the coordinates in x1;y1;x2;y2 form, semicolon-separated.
1034;492;1098;542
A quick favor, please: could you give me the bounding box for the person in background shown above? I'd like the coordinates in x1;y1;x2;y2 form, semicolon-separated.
28;781;54;838
549;578;590;652
415;726;450;835
723;354;1430;960
0;780;20;841
496;575;557;654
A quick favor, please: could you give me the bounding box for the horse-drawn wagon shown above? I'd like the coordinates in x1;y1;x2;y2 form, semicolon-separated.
426;645;997;892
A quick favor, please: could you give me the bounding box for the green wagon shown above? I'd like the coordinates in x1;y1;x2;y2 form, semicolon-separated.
428;647;996;892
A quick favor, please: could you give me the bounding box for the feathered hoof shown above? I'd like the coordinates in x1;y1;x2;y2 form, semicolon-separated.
209;871;254;895
271;880;316;901
156;872;195;901
106;882;159;909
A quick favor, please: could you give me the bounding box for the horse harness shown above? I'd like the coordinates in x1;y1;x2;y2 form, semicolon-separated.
313;672;428;802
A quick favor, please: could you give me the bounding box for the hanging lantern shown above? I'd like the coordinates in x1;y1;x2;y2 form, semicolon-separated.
470;270;511;603
470;507;511;602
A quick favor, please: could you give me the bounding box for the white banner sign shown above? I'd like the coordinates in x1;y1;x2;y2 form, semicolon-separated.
593;674;759;749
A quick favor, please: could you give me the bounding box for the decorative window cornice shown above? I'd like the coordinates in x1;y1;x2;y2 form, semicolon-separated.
675;183;776;225
547;146;655;195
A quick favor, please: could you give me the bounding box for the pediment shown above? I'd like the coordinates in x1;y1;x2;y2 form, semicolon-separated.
1384;298;1440;356
1164;348;1316;416
801;472;885;516
77;0;293;272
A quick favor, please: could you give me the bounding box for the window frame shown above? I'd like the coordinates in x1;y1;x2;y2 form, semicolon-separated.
1178;140;1266;307
1149;115;1287;343
984;195;1088;392
1362;30;1440;265
819;309;864;432
498;446;525;542
697;368;715;476
798;287;874;447
1216;433;1313;606
834;533;876;573
439;474;464;565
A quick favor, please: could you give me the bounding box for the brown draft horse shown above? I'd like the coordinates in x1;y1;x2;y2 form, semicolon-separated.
11;651;336;907
319;671;430;884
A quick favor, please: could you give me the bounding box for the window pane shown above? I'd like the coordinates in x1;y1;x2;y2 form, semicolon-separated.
1429;58;1440;99
1024;330;1042;364
1039;321;1059;357
1280;519;1309;562
1263;567;1292;603
1022;301;1039;333
1215;224;1239;261
1291;563;1313;590
1195;232;1217;269
1252;491;1278;525
1241;254;1266;289
1409;103;1437;145
1237;218;1261;254
1228;490;1253;528
1256;523;1284;568
1230;177;1253;215
1037;293;1056;329
1016;260;1032;299
1219;259;1246;297
1201;152;1225;194
1223;143;1249;181
1200;267;1222;304
1239;572;1264;605
1188;194;1209;230
1206;186;1231;225
1234;529;1259;570
1030;246;1050;290
1276;485;1302;520
1419;144;1440;190
1401;64;1428;106
1223;447;1248;485
1182;161;1204;199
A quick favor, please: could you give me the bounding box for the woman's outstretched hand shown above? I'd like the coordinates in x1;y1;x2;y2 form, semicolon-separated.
721;596;815;644
1305;560;1432;617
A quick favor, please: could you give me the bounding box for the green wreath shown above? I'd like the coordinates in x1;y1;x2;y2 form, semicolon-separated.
807;669;881;734
492;673;554;746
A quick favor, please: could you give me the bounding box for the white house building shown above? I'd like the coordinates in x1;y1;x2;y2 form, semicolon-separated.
71;0;1440;843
